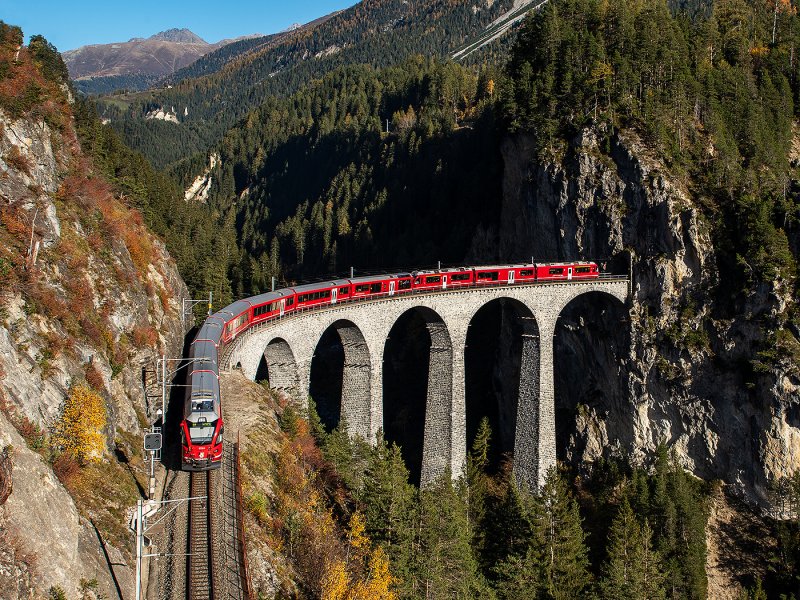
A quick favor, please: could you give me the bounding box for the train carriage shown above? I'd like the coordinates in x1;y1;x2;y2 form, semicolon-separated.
535;261;599;281
219;300;254;344
249;290;296;325
348;273;413;299
292;279;350;310
473;265;521;285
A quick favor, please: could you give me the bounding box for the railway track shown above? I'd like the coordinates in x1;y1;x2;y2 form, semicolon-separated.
218;440;252;600
188;471;215;600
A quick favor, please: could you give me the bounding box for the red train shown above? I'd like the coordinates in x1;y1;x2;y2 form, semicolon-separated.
181;261;599;469
218;261;598;344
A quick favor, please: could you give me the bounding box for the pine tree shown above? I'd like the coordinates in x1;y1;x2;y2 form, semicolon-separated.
467;417;492;551
532;467;591;600
358;436;416;555
412;473;489;599
601;498;666;600
483;469;533;585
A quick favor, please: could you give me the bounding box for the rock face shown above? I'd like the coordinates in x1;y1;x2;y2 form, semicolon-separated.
0;412;131;599
0;42;189;596
497;127;800;504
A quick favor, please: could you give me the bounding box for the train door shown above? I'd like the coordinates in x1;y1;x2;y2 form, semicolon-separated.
442;275;448;290
508;270;515;285
567;267;573;281
389;281;396;296
279;299;285;317
332;288;338;304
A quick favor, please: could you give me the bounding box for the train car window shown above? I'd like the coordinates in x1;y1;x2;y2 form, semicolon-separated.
451;273;471;281
575;267;591;273
287;297;294;306
398;279;411;290
549;268;564;275
477;272;499;281
355;284;370;293
414;277;422;285
322;290;331;298
339;287;349;295
370;283;382;293
254;305;266;317
519;269;533;276
425;276;441;284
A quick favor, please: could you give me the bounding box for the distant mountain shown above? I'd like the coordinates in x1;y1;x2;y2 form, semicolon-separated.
148;28;207;44
63;28;257;95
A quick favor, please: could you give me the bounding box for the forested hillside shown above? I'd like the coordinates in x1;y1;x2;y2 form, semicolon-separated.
98;0;523;169
189;57;504;300
180;0;799;306
504;0;800;297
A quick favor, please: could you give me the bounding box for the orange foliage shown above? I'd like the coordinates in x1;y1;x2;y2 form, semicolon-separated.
52;384;107;464
131;324;158;349
0;205;30;239
52;453;80;485
4;145;31;174
85;362;105;393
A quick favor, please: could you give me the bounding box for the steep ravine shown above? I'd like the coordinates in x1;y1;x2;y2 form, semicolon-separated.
495;127;800;504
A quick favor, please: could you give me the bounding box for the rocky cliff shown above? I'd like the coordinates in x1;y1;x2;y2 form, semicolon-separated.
497;126;800;505
0;26;189;598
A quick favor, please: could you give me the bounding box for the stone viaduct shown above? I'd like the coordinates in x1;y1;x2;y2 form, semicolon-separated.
222;278;629;489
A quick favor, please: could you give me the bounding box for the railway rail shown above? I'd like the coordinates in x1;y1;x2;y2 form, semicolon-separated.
218;438;253;600
188;471;216;600
184;443;251;600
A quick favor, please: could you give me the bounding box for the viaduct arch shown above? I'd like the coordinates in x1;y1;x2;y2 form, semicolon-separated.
224;279;629;489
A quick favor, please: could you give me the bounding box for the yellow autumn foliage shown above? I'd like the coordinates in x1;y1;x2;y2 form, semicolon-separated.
351;546;396;600
320;513;397;600
53;384;106;464
321;559;350;600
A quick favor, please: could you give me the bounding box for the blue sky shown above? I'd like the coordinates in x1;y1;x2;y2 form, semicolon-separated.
3;0;357;51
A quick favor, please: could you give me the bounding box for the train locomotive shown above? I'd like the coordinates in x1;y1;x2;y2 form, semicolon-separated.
180;261;599;470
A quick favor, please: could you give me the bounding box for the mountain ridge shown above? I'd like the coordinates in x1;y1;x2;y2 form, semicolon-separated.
63;27;260;95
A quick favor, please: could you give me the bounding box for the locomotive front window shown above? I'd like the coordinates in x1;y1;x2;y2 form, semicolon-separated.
425;276;441;284
398;280;411;290
188;420;216;444
549;268;564;275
